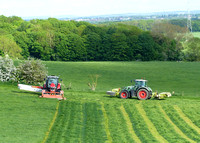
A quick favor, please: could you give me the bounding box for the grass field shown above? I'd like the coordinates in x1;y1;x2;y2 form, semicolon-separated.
193;32;200;38
1;61;200;142
0;83;57;143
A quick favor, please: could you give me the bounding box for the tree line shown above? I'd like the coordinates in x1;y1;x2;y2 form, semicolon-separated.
0;15;199;61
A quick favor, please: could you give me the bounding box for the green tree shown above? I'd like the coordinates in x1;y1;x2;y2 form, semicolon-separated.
110;32;129;61
13;31;30;58
138;32;163;61
184;37;200;61
66;33;86;61
0;35;22;58
54;33;70;61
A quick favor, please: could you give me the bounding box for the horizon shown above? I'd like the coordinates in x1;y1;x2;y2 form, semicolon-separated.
1;0;200;18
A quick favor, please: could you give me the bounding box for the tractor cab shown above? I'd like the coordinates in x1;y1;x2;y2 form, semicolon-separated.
134;79;147;87
43;76;61;92
47;77;58;88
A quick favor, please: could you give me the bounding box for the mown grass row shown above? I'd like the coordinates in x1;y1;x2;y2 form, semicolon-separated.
123;103;158;142
103;103;134;142
174;105;200;134
162;104;200;142
46;101;107;143
177;103;200;129
45;95;200;143
142;103;188;142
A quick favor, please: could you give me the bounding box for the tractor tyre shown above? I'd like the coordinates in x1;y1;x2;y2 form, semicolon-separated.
137;89;149;100
119;90;129;99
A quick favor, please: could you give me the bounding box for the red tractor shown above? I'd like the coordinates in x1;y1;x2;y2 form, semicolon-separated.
40;75;65;100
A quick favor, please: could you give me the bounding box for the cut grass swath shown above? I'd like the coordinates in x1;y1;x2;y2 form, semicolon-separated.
101;102;112;143
174;105;200;135
103;103;134;142
42;101;60;143
120;105;141;143
142;103;187;142
124;103;158;142
158;104;196;143
177;104;200;129
135;103;168;143
81;102;107;143
46;101;107;143
162;104;200;142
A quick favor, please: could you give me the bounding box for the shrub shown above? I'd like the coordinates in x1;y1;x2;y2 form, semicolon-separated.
16;58;48;84
0;55;16;82
87;74;100;91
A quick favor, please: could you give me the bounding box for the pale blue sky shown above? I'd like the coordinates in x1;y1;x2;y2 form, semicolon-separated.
0;0;199;17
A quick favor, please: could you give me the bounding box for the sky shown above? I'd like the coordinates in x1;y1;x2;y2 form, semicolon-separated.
0;0;200;18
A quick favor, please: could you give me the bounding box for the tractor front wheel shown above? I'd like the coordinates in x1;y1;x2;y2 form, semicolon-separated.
119;90;129;99
137;89;149;100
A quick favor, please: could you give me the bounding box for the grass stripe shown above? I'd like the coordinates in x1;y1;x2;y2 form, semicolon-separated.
174;105;200;134
135;103;168;143
42;101;60;143
101;102;112;143
158;104;195;143
120;105;141;143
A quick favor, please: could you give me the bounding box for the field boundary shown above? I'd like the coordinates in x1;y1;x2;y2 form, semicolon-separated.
101;102;112;143
135;103;168;143
120;105;141;143
174;105;200;134
42;101;60;143
158;104;195;143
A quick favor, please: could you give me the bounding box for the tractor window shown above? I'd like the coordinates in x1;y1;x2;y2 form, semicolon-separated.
135;81;146;87
48;78;58;87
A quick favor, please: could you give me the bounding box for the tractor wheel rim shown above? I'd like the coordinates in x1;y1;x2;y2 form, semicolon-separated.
139;91;147;99
121;92;127;98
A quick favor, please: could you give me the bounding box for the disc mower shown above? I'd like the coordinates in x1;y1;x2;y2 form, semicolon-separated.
18;75;66;100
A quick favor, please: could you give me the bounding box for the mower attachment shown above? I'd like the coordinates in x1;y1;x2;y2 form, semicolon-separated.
40;90;66;100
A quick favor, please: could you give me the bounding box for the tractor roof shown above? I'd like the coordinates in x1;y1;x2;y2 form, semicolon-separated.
47;75;59;79
134;79;147;82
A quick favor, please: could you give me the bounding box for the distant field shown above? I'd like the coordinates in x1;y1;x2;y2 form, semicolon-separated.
1;61;200;142
193;32;200;38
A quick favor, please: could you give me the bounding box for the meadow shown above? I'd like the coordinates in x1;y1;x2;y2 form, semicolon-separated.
193;32;200;38
1;61;200;142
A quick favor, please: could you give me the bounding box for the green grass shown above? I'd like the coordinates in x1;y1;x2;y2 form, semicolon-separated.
0;82;57;143
1;61;200;142
193;32;200;38
46;61;200;96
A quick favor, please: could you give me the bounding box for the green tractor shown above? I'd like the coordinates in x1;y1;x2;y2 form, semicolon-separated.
119;79;152;100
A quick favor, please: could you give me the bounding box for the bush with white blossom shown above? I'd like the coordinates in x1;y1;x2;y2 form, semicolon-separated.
16;58;48;84
0;55;16;82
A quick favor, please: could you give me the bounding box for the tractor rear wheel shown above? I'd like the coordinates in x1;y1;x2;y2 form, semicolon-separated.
137;89;149;100
119;90;129;99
